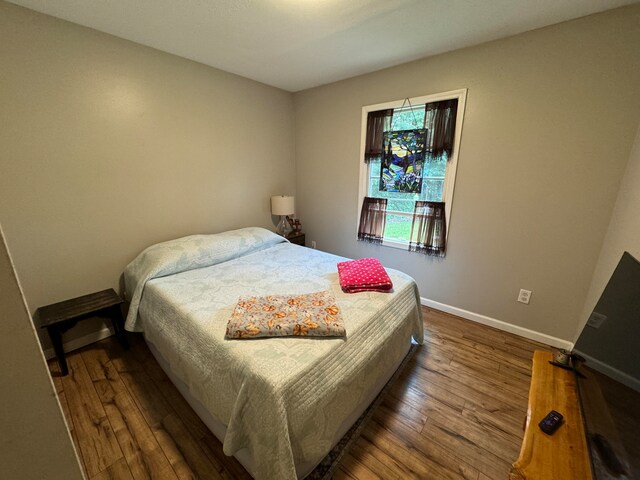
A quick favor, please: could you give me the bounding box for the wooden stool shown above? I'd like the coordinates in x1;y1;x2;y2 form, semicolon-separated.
35;288;129;375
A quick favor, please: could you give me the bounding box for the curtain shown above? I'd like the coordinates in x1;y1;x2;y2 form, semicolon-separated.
409;201;446;256
425;99;458;160
364;109;393;162
358;197;388;244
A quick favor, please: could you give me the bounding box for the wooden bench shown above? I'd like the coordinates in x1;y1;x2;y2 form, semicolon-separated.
511;350;592;479
34;288;129;375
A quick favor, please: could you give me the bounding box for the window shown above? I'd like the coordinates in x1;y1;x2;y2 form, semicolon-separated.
357;90;466;249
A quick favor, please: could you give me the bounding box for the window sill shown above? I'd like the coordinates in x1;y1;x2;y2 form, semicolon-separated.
380;238;409;250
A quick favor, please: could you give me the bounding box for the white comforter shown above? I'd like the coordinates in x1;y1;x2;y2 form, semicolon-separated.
124;227;423;480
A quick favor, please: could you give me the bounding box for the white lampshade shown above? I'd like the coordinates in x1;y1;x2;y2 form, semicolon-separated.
271;195;295;216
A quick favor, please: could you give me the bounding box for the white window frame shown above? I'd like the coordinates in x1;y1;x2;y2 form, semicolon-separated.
357;89;467;250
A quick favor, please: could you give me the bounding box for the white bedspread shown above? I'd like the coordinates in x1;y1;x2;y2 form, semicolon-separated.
124;227;423;480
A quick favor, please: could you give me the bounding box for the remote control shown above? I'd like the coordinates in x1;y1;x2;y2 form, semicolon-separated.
538;410;563;435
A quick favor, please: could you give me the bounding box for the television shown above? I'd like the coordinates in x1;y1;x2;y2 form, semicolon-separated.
573;251;640;479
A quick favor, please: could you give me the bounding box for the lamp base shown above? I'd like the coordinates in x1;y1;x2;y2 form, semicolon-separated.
276;215;289;236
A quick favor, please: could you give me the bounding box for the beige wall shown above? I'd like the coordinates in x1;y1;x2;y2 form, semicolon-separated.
577;125;640;341
0;224;84;479
294;5;640;342
0;2;295;347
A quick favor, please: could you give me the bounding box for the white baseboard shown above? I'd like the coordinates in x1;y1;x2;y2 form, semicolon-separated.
43;326;114;360
420;297;574;350
573;350;640;393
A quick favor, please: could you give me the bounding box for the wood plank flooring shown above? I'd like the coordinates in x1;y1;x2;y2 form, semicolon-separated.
49;307;553;479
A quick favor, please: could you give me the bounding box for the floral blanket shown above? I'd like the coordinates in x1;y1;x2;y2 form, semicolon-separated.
226;290;346;339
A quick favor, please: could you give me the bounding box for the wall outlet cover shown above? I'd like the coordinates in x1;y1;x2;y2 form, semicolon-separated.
517;289;532;304
587;312;607;328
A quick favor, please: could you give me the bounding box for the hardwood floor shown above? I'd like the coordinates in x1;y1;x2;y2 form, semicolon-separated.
49;307;552;479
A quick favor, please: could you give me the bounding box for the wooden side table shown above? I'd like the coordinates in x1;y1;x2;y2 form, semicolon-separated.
34;288;129;376
286;232;305;246
511;350;592;479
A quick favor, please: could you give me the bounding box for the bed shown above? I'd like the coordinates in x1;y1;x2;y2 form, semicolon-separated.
124;227;423;480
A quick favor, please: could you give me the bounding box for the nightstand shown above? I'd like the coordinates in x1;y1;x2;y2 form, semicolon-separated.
34;288;129;375
286;232;306;246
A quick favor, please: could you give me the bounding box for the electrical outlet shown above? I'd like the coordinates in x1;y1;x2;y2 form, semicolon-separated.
587;312;607;328
517;289;532;304
311;240;317;249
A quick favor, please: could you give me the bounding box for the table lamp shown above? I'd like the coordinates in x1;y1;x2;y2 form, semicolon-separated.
271;195;295;236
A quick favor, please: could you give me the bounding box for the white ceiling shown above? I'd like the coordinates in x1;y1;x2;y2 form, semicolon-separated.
8;0;638;92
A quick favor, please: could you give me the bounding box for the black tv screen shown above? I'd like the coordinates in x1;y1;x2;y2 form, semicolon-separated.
573;251;640;479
